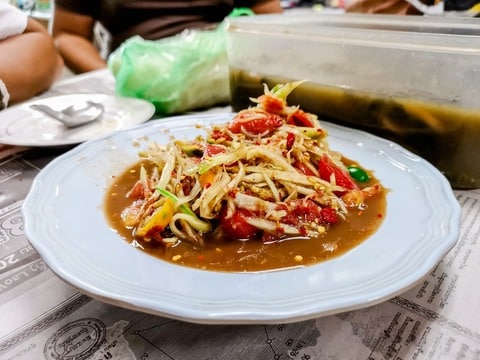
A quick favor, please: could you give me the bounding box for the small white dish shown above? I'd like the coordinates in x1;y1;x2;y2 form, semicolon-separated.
0;94;155;147
22;113;461;324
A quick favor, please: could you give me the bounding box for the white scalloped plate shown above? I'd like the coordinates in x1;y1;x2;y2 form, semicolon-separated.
22;113;461;324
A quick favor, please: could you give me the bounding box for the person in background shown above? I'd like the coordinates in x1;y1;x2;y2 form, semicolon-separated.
52;0;283;74
444;0;480;11
0;2;63;110
345;0;436;14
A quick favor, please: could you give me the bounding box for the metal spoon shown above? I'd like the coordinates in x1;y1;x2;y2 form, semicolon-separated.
30;101;105;128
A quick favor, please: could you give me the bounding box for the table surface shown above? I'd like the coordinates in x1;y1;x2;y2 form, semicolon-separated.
0;69;479;360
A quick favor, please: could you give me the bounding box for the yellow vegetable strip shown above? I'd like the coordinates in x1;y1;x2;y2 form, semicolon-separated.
136;197;175;237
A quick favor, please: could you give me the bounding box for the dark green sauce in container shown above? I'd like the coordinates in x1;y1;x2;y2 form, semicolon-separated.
230;69;480;189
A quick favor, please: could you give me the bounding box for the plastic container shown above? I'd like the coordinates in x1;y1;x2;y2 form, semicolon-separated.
227;13;480;188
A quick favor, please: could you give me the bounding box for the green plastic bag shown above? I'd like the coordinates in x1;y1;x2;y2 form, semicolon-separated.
108;9;253;115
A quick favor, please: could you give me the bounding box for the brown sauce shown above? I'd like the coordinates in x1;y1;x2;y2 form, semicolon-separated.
104;160;387;273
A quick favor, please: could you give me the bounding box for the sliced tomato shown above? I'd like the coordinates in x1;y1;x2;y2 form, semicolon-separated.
228;111;283;135
219;206;259;240
319;207;338;225
318;154;358;190
286;109;314;127
204;144;226;157
127;181;146;200
282;199;323;225
257;94;285;114
282;199;338;226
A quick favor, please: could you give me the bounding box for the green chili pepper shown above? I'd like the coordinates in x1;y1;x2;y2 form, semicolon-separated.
348;166;370;183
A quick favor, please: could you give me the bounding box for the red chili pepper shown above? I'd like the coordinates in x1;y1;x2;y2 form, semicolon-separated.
286;132;295;150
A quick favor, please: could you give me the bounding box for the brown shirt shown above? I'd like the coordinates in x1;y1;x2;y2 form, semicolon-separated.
55;0;272;51
0;79;7;110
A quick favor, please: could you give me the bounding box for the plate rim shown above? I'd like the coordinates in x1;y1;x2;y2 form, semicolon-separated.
22;112;462;324
0;93;155;147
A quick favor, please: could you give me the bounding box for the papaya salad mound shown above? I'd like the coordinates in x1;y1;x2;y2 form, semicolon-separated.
105;82;386;272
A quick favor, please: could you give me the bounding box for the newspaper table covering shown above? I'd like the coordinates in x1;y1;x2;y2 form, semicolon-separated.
0;69;479;360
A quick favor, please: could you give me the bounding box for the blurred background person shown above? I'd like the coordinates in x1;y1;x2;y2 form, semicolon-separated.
0;1;63;109
52;0;283;74
345;0;436;14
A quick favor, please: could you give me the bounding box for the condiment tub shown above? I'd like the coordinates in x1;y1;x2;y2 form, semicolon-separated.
227;13;480;188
